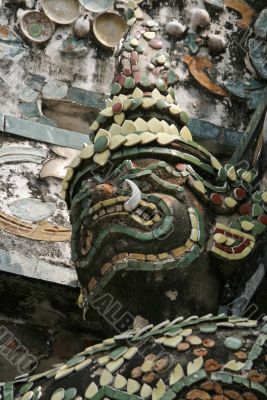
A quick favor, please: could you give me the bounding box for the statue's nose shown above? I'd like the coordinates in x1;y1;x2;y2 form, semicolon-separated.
91;183;117;204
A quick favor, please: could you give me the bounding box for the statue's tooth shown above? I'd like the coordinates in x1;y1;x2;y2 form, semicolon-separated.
124;179;142;212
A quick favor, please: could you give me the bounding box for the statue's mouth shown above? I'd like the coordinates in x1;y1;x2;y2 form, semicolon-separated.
75;170;206;297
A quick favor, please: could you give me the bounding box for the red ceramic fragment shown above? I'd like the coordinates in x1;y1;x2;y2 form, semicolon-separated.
130;51;138;66
234;187;247;201
112;102;123;113
210;193;223;205
239;202;251;215
215;243;232;253
118;74;126;86
123;68;132;76
214;228;225;235
258;215;267;225
133;71;141;84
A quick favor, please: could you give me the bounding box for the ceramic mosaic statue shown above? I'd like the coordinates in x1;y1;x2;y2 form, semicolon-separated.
61;1;267;327
3;1;267;399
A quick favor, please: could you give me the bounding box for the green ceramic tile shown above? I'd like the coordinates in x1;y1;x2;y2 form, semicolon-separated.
248;343;262;361
161;389;176;400
111;83;122;95
184;369;207;386
5;116;87;149
172;380;186;393
211;372;233;384
19;101;40;118
199;324;217;333
250;382;267;396
0;112;5;131
184;32;200;55
67;87;105;109
252;221;266;236
233;375;250;388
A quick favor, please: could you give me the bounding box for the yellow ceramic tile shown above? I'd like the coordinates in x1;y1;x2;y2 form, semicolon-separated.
172;246;187;258
89;120;99;131
225;197;237;208
69;156;81;168
210;155;222;170
93;149;110;166
124;133;142;146
156;132;175;145
140;131;156;144
151;88;163;100
240;220;254;231
148;118;163;133
109;135;127;150
142;98;156;109
161;120;170;133
169;104;183;115
100;107;114;117
180;126;192;141
80;144;95;160
135;117;148;131
132;87;143;98
121;120;137;135
166;94;175;103
64;167;74;182
193;180;206;194
158;252;169;260
169;124;179;136
227;166;237;181
109;123;122;136
213;233;227;244
114;112;126;125
95;128;111;141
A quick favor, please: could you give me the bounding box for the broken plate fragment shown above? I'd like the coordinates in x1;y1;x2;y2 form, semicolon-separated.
0;27;25;59
20;11;54;44
8;198;56;222
93;12;127;48
42;0;80;25
80;0;113;12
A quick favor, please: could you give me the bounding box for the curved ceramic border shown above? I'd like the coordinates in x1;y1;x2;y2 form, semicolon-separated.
93;12;127;48
20;10;54;43
79;0;113;13
41;0;80;25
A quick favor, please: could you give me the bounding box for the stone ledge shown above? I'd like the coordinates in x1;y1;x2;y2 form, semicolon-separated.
0;250;78;288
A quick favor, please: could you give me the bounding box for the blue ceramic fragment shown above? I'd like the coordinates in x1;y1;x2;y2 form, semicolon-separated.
61;36;87;54
254;8;267;40
0;27;25;60
19;101;40;118
249;38;267;80
184;32;200;55
79;0;113;13
67;87;106;109
8;198;56;222
42;81;68;99
204;0;224;10
4;115;88;149
36;115;58;127
19;86;39;103
224;78;266;109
